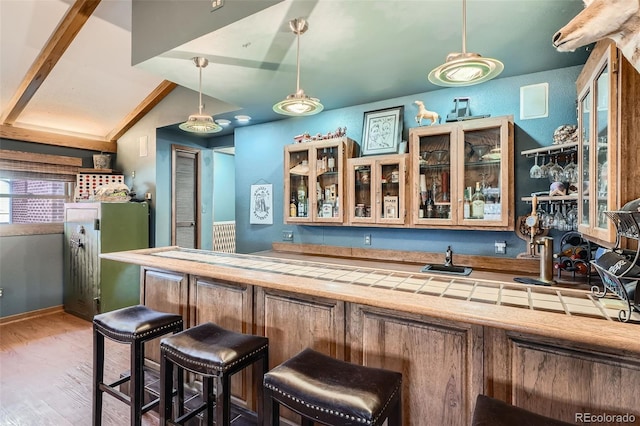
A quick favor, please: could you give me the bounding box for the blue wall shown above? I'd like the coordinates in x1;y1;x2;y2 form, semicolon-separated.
234;66;582;256
213;152;236;222
0;234;64;317
155;129;214;250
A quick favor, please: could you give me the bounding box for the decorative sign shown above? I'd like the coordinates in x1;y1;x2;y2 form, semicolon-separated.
250;184;272;224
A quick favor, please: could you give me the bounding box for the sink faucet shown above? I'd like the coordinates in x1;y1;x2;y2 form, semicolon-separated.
444;246;453;267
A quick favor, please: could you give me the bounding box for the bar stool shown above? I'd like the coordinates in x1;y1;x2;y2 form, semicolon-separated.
472;394;574;426
92;304;184;426
159;322;269;426
263;348;402;426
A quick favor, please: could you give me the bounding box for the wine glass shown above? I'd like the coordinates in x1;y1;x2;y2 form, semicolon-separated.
562;153;578;184
554;204;567;230
530;154;542;179
474;145;490;162
548;155;564;183
432;149;448;165
420;151;431;166
538;154;549;179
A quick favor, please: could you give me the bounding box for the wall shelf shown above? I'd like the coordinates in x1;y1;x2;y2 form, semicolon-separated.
520;142;578;158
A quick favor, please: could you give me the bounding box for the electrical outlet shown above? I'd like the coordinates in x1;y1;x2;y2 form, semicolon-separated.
0;287;3;297
282;230;294;242
364;234;371;245
495;241;507;254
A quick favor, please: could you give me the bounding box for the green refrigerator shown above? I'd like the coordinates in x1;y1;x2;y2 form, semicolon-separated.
63;202;149;320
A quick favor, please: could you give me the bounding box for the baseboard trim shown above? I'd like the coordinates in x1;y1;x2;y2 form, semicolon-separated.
0;305;64;326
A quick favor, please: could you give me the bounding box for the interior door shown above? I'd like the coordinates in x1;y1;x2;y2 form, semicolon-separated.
171;145;201;248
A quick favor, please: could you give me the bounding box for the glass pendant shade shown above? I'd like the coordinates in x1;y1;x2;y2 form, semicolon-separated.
180;57;222;133
273;18;323;116
428;0;503;87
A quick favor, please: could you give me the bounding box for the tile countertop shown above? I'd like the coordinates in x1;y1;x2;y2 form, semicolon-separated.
101;246;640;355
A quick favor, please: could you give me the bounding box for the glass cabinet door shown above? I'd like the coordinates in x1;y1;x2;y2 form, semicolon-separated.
312;141;343;223
594;64;611;233
348;158;375;224
413;125;455;225
285;146;311;222
460;125;504;223
375;156;406;225
578;89;591;229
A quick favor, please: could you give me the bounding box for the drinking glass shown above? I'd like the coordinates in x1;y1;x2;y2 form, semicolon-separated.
548;155;564;183
474;145;490;162
540;205;554;229
432;150;448;165
562;153;578;184
538;155;549;179
530;154;542;179
554;204;567;230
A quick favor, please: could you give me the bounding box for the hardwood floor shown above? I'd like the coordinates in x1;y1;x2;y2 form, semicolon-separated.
0;311;159;426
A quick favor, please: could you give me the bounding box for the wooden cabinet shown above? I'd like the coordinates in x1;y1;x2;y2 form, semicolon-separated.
284;137;355;224
348;304;483;426
577;40;640;245
140;268;189;364
409;116;514;230
346;154;408;225
190;277;255;409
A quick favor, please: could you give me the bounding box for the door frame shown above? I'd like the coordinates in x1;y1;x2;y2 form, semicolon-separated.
171;144;201;248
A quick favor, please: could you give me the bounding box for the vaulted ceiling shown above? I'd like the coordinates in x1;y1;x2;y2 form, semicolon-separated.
0;0;591;152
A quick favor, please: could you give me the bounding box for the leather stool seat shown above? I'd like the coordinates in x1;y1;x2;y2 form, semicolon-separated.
159;322;269;426
472;394;574;426
263;348;402;425
92;305;183;426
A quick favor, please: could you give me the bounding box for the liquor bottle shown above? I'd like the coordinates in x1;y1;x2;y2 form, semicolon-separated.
463;187;471;219
418;198;425;218
327;149;336;172
289;194;297;217
471;182;485;219
426;190;435;218
321;148;328;172
297;177;307;217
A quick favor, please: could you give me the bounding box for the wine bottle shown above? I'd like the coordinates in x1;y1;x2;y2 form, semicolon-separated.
426;190;435;218
419;198;425;218
463;187;471;219
297;177;307;217
471;182;485;219
289;194;297;217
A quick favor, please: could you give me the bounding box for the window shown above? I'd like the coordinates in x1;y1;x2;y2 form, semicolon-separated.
0;149;81;235
0;178;69;224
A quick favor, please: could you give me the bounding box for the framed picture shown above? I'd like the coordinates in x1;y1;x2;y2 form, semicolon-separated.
250;184;273;224
361;106;404;156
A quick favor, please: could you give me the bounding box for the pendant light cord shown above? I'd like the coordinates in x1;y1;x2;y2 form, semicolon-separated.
198;65;204;115
462;0;467;54
295;29;301;93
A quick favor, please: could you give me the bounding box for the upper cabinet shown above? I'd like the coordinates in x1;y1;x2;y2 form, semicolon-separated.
284;137;356;224
409;116;514;230
346;154;408;226
576;40;640;245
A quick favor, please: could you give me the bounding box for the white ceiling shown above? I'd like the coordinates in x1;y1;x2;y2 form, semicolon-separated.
0;0;591;142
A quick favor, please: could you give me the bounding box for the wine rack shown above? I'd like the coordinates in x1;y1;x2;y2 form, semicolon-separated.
591;211;640;322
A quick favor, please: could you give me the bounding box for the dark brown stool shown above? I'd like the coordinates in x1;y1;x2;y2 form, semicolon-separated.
159;322;269;426
263;348;402;426
92;304;184;426
472;394;574;426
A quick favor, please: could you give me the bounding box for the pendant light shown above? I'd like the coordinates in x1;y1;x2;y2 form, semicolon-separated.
428;0;503;87
273;18;324;116
179;57;222;133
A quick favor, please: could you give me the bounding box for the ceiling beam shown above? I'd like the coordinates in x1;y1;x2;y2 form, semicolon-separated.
0;0;101;125
0;124;116;153
107;80;177;142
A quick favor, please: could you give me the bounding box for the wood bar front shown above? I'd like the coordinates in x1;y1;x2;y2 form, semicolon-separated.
101;247;640;426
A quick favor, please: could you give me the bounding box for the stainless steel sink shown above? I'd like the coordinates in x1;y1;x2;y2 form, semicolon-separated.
420;264;473;276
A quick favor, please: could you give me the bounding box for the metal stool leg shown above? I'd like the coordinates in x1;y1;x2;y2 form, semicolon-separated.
255;351;268;426
92;328;104;426
215;373;232;425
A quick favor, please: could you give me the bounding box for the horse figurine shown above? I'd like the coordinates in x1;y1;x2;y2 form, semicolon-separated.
414;101;440;126
552;0;640;74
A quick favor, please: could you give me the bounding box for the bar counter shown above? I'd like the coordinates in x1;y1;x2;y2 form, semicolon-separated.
102;247;640;425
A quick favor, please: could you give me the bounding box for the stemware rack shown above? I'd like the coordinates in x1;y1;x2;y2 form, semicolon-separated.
590;211;640;322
